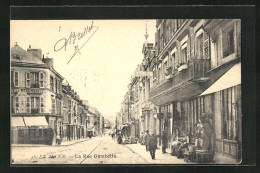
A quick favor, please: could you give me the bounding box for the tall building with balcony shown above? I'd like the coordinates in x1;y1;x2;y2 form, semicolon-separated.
149;19;241;162
11;44;64;145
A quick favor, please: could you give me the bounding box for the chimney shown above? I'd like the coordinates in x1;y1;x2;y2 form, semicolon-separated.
27;45;42;61
42;58;54;67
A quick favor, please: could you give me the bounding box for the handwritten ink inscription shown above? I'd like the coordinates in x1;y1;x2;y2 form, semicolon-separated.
54;21;99;64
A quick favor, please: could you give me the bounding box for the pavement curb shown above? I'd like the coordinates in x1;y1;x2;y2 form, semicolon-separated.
11;138;90;148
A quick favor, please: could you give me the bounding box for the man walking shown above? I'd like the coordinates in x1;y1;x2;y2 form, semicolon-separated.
149;133;157;160
161;131;168;154
144;130;150;152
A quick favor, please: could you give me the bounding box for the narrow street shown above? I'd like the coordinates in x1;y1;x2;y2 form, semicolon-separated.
12;135;185;164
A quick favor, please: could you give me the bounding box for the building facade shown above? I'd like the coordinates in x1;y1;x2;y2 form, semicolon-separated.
11;44;64;145
119;19;241;162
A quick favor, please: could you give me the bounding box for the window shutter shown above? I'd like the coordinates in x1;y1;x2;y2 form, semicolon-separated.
203;31;209;59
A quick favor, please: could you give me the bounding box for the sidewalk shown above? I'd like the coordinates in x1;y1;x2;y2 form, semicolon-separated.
124;143;187;164
11;137;90;147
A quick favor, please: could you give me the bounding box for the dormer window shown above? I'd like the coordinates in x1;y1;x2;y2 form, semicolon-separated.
14;54;20;60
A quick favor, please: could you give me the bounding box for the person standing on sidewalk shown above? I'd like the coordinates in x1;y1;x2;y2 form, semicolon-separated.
149;133;157;160
161;131;168;154
144;130;151;152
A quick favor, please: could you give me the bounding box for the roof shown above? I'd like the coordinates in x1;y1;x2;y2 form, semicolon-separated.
11;45;45;65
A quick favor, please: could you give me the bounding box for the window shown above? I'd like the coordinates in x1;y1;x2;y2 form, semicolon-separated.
39;72;44;88
15;97;19;113
11;71;14;87
26;72;30;88
55;78;57;93
31;72;39;88
40;97;44;113
196;34;204;59
181;43;188;63
50;76;54;91
57;80;60;93
163;61;168;79
222;87;237;140
14;71;19;87
26;97;30;113
172;52;176;70
31;97;40;113
51;98;56;114
158;68;161;83
222;26;235;58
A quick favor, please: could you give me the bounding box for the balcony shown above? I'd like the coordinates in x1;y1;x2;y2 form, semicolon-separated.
192;59;211;82
177;63;188;72
150;58;211;105
165;66;173;80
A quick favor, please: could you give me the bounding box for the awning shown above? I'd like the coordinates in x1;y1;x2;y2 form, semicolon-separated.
11;117;25;127
23;116;48;127
200;63;241;96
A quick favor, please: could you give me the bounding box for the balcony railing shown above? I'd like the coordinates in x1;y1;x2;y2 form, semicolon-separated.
31;108;40;114
31;83;40;88
192;59;211;81
150;58;210;98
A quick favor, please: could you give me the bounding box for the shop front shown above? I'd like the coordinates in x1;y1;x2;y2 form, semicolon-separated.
11;116;53;145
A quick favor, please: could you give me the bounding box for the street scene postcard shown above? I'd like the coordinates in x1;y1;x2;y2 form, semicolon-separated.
10;19;242;165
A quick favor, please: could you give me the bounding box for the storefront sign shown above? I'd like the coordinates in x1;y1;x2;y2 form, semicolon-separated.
12;89;43;94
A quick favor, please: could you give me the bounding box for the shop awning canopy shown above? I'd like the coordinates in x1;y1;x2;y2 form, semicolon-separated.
23;116;48;127
11;117;25;127
200;63;241;96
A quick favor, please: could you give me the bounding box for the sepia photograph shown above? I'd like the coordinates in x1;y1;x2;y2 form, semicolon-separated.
10;19;242;165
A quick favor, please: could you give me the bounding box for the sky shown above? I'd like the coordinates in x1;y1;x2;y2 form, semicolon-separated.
10;20;156;122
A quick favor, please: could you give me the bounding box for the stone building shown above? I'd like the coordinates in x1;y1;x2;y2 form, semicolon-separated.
11;44;64;145
148;19;241;161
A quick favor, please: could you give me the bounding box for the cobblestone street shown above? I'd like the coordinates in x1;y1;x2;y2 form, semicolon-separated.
11;136;187;164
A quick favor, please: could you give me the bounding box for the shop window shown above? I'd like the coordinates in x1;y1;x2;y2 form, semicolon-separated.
40;97;44;113
222;88;237;140
222;25;235;58
196;33;204;59
26;72;30;88
26;97;30;113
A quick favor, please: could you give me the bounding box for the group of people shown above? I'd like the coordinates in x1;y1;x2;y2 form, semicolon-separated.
142;130;168;160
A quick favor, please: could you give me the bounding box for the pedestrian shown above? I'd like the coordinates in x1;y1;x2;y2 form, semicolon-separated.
111;133;114;140
117;133;122;144
144;130;151;152
161;131;168;154
149;133;157;160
